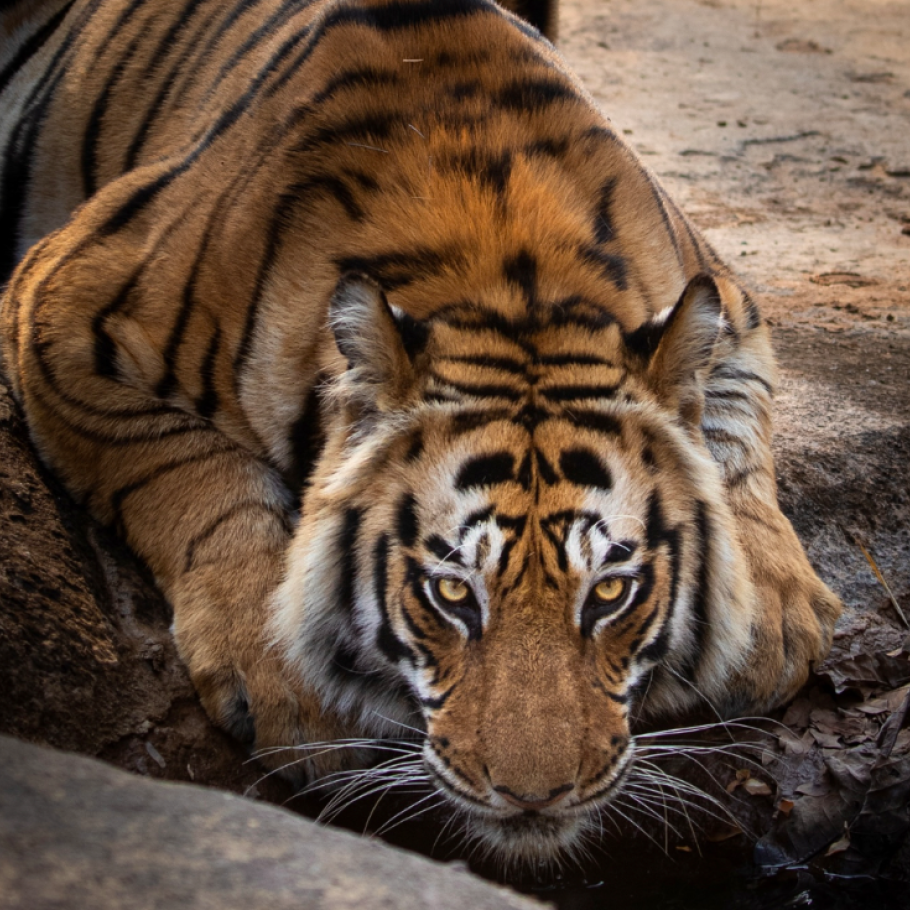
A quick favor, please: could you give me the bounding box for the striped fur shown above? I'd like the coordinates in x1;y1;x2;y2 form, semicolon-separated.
0;0;840;861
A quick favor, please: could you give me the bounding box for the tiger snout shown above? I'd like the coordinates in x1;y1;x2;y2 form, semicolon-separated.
421;633;633;855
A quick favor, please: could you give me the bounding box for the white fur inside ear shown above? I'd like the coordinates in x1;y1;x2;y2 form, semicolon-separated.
329;274;386;366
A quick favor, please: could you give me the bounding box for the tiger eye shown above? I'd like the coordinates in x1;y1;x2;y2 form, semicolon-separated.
593;577;627;603
436;577;469;603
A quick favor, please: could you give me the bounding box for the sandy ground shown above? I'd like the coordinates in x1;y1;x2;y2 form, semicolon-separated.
559;0;910;641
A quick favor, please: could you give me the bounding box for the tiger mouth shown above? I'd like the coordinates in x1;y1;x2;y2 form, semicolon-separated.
424;755;634;861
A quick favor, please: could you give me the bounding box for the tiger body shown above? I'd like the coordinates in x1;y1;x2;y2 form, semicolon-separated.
0;0;840;861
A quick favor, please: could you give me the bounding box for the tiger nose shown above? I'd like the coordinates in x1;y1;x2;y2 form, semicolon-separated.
494;782;574;811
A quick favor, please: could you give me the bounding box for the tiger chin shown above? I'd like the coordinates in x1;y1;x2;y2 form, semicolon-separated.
1;0;840;866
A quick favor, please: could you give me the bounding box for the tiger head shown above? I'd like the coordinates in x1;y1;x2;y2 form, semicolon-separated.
274;268;756;862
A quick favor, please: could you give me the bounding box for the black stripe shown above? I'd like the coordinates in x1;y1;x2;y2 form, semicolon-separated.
536;449;559;485
537;353;612;367
559;448;612;490
109;445;235;530
0;0;75;97
397;493;419;548
541;384;619;402
426;534;461;564
442;355;526;374
99;13;309;235
289;175;365;220
594;178;618;244
432;376;523;401
0;0;105;281
338;508;362;614
579;244;628;290
373;534;414;663
584;126;685;270
287;381;323;495
194;323;222;419
496;77;577;112
420;689;452;710
185;500;290;571
313;67;400;105
709;364;773;395
681;502;711;680
503;250;537;305
456;452;515;489
233;191;298;383
572;410;623;436
525;136;569;158
337;247;452;291
122;0;216;170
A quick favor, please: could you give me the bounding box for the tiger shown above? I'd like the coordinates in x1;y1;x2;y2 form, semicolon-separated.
0;0;841;864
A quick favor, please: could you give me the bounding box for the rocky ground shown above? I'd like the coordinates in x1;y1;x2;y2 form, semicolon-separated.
1;0;908;908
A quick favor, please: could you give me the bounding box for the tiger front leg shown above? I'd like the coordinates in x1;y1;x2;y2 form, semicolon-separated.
724;488;842;713
700;318;842;713
1;235;355;783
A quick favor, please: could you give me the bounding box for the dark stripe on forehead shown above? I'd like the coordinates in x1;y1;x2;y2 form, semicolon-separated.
572;410;623;437
426;534;462;565
456;452;515;489
430;375;523;401
559;448;612;490
645;492;668;550
541;383;619;403
397;493;419;548
503;250;537;306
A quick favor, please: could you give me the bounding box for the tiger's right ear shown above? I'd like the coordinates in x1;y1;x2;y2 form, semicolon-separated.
329;272;428;409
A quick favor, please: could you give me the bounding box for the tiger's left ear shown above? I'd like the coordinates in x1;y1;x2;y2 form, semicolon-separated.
625;274;723;422
329;272;428;409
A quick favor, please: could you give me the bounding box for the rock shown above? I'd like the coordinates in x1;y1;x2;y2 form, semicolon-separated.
0;735;539;910
0;377;292;802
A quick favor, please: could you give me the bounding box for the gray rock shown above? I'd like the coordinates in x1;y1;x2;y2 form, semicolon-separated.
0;735;541;910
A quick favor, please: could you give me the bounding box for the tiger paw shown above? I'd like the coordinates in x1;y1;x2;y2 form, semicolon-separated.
728;504;843;713
190;654;365;786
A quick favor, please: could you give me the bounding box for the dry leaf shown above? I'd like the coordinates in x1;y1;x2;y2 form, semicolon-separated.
809;729;842;749
743;778;773;797
778;799;795;816
796;780;831;798
825;825;851;856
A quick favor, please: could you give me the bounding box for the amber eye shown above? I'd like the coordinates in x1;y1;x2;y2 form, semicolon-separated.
593;577;628;604
435;577;469;603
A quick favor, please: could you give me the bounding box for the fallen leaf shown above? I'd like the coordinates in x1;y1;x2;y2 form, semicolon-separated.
778;728;814;755
796;780;831;798
705;825;743;843
825;825;851;856
809;729;842;749
782;698;811;727
743;778;773;797
778;799;795;816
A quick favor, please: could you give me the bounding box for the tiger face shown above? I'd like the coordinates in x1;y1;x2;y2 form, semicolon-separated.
275;272;754;860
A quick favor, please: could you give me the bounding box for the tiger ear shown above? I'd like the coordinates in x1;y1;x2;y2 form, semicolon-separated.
625;274;722;421
329;272;428;408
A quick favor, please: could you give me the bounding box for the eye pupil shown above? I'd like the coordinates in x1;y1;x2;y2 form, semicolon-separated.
437;577;468;602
